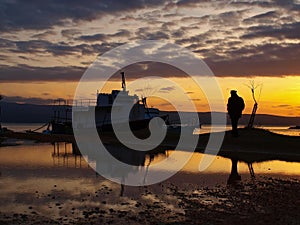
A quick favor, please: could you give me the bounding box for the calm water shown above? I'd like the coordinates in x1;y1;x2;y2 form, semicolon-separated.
1;123;300;219
3;123;300;136
195;124;300;136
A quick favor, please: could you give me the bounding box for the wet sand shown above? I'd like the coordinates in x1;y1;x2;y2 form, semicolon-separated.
1;176;299;225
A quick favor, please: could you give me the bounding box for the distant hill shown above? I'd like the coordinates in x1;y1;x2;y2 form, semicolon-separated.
0;102;299;126
0;101;53;123
163;111;299;126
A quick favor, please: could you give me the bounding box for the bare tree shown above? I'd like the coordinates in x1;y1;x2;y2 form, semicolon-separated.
0;95;2;130
245;81;263;128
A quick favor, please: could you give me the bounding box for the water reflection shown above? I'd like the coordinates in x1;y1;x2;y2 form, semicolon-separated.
50;141;300;188
84;143;170;195
1;141;300;221
1;142;300;181
52;142;85;168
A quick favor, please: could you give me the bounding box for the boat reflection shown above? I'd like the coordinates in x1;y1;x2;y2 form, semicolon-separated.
50;142;300;192
51;142;169;195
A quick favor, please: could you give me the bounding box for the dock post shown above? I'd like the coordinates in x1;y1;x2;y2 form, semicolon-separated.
72;143;81;155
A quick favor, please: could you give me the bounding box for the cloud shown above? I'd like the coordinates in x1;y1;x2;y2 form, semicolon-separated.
230;0;300;20
2;95;54;105
157;102;173;107
202;40;300;76
209;60;300;77
0;61;187;83
209;10;248;27
0;64;85;82
229;0;291;9
272;104;292;108
171;29;186;39
2;39;300;82
61;29;82;38
31;30;57;39
1;0;299;80
0;0;166;32
0;54;8;60
176;0;204;8
271;104;299;112
0;62;186;83
159;86;176;93
5;38;122;56
0;38;15;49
175;31;216;50
243;11;279;24
135;28;169;40
113;62;188;80
18;55;38;61
242;22;300;40
206;46;300;77
77;29;131;42
77;34;108;42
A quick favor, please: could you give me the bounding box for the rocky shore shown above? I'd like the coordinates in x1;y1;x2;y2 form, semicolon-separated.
1;177;299;225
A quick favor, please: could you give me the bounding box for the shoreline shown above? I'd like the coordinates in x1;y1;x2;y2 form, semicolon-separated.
1;129;300;224
1;176;299;224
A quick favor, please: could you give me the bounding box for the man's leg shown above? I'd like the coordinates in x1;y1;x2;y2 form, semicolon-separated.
231;118;238;136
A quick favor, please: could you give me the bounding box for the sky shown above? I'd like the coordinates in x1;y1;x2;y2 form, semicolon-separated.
0;0;299;116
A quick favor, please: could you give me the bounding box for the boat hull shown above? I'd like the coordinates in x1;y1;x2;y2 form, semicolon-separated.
51;115;169;134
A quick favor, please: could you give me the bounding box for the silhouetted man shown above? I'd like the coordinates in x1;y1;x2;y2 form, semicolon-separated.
227;90;245;137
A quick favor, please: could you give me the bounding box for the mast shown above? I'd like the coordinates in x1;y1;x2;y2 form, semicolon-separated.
121;72;126;92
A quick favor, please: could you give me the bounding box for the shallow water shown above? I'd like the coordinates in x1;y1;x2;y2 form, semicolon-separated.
3;123;300;136
1;123;300;220
195;125;300;136
261;125;300;136
1;142;300;191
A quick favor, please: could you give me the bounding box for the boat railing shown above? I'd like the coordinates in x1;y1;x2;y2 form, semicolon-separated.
52;99;97;108
51;99;98;124
72;99;97;108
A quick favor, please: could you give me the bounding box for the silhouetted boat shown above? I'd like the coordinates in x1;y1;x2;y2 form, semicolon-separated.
0;137;5;144
51;72;168;134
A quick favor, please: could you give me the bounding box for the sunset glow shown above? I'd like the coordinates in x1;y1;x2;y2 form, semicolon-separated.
0;0;299;117
1;2;300;223
1;75;299;116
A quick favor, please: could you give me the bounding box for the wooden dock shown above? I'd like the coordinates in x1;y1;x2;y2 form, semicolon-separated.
0;131;75;143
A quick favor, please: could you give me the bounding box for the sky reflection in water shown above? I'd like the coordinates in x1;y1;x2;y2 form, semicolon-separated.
0;126;300;220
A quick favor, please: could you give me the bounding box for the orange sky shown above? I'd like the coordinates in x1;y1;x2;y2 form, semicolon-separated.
0;1;299;118
0;75;299;116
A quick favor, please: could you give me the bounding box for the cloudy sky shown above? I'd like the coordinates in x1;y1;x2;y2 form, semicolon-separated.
0;0;299;116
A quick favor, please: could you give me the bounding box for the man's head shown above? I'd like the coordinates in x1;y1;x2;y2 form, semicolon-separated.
230;90;237;96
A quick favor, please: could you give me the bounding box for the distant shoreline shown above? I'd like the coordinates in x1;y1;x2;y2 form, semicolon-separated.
0;101;299;125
